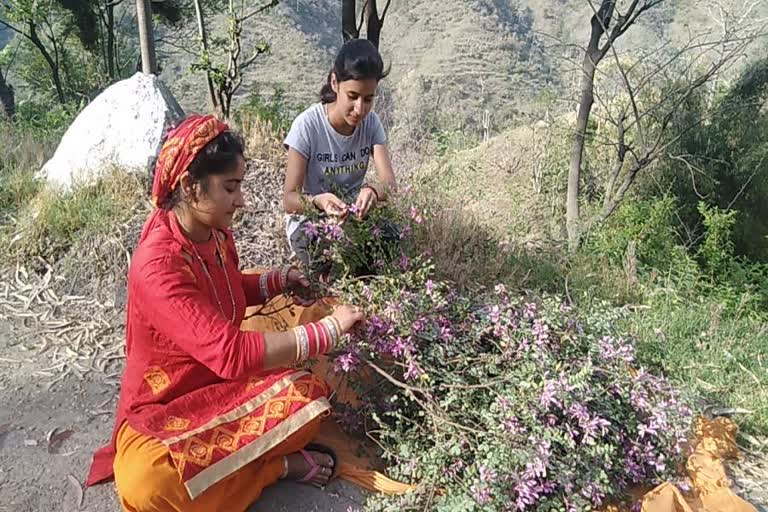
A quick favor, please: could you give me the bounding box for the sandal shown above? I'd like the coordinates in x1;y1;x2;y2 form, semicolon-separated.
297;443;339;483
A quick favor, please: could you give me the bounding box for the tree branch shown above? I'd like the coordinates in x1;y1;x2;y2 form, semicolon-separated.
380;0;393;22
240;0;279;24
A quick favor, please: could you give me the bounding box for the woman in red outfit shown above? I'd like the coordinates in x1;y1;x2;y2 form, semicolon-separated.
86;114;365;512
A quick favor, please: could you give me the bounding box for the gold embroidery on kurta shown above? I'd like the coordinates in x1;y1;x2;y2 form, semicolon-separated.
143;366;171;395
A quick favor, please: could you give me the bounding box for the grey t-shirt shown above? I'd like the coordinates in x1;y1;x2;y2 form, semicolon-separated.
283;103;387;238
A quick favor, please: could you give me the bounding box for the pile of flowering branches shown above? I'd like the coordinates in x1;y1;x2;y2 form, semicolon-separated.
301;204;694;511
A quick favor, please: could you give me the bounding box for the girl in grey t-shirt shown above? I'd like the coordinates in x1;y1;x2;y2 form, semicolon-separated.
283;39;396;264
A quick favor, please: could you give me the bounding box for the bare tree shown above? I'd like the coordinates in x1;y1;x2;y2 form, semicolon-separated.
565;0;765;251
191;0;278;118
342;0;361;42
192;0;218;112
340;0;392;49
365;0;392;49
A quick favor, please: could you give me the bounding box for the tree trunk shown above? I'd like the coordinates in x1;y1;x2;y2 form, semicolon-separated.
136;0;157;74
107;2;116;79
366;0;381;49
342;0;358;42
193;0;218;112
566;55;596;251
27;21;66;103
565;0;614;251
0;71;15;119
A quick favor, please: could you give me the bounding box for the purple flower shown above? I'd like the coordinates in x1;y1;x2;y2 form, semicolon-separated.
443;459;464;479
390;336;414;357
523;302;538;320
568;402;590;423
638;423;658;439
334;350;359;373
404;360;425;381
399;224;412;239
599;336;636;363
489;305;502;324
539;380;560;409
323;222;345;241
303;222;319;239
372;225;383;238
470;483;491;505
479;464;498;483
399;254;410;271
581;483;605;507
514;477;541;510
425;279;435;296
532;320;550;345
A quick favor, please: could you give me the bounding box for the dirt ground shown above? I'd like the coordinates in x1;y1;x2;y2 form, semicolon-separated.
0;321;365;512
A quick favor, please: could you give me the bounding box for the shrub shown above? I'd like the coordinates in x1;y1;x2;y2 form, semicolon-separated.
304;204;695;511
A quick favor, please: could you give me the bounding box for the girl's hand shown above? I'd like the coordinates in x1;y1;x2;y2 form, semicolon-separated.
314;193;349;220
354;187;377;219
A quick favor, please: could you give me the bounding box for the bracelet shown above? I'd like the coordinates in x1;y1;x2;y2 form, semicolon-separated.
321;317;337;351
260;268;289;299
280;265;291;290
327;316;343;348
362;185;379;202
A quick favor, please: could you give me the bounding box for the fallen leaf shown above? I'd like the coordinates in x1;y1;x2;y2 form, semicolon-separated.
46;428;74;453
0;423;12;436
67;474;84;509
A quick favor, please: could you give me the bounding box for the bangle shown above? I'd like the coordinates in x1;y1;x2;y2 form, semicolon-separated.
362;185;379;202
321;317;338;351
329;316;343;345
280;265;291;290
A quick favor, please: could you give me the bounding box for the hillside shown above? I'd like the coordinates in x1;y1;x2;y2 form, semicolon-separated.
158;0;765;141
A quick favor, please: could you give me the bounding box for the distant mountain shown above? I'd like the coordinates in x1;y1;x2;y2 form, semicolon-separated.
150;0;768;138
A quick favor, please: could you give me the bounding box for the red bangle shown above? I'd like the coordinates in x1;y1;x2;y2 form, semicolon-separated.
295;319;339;361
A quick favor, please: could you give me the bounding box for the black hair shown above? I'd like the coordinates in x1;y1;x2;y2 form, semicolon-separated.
160;130;244;210
320;39;389;104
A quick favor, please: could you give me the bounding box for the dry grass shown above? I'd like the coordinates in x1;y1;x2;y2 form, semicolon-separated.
237;113;286;165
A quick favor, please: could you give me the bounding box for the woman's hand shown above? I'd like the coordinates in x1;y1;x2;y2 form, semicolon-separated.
313;193;348;220
285;267;315;306
353;187;377;219
332;305;366;334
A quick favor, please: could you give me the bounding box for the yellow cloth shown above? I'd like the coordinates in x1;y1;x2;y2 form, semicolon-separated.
113;418;321;512
639;416;756;512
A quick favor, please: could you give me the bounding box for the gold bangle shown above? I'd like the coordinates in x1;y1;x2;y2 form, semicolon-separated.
330;316;343;345
293;327;301;361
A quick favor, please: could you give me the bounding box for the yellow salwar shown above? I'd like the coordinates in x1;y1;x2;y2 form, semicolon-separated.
113;417;322;512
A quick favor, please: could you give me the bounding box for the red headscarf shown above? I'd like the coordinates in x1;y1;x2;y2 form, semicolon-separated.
151;114;229;207
140;114;229;244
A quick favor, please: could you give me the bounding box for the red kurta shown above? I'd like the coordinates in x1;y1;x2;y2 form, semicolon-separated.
87;209;330;499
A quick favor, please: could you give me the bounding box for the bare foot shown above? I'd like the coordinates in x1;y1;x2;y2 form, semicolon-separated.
282;450;335;488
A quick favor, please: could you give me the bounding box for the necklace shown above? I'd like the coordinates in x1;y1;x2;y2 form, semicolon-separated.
189;233;236;324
